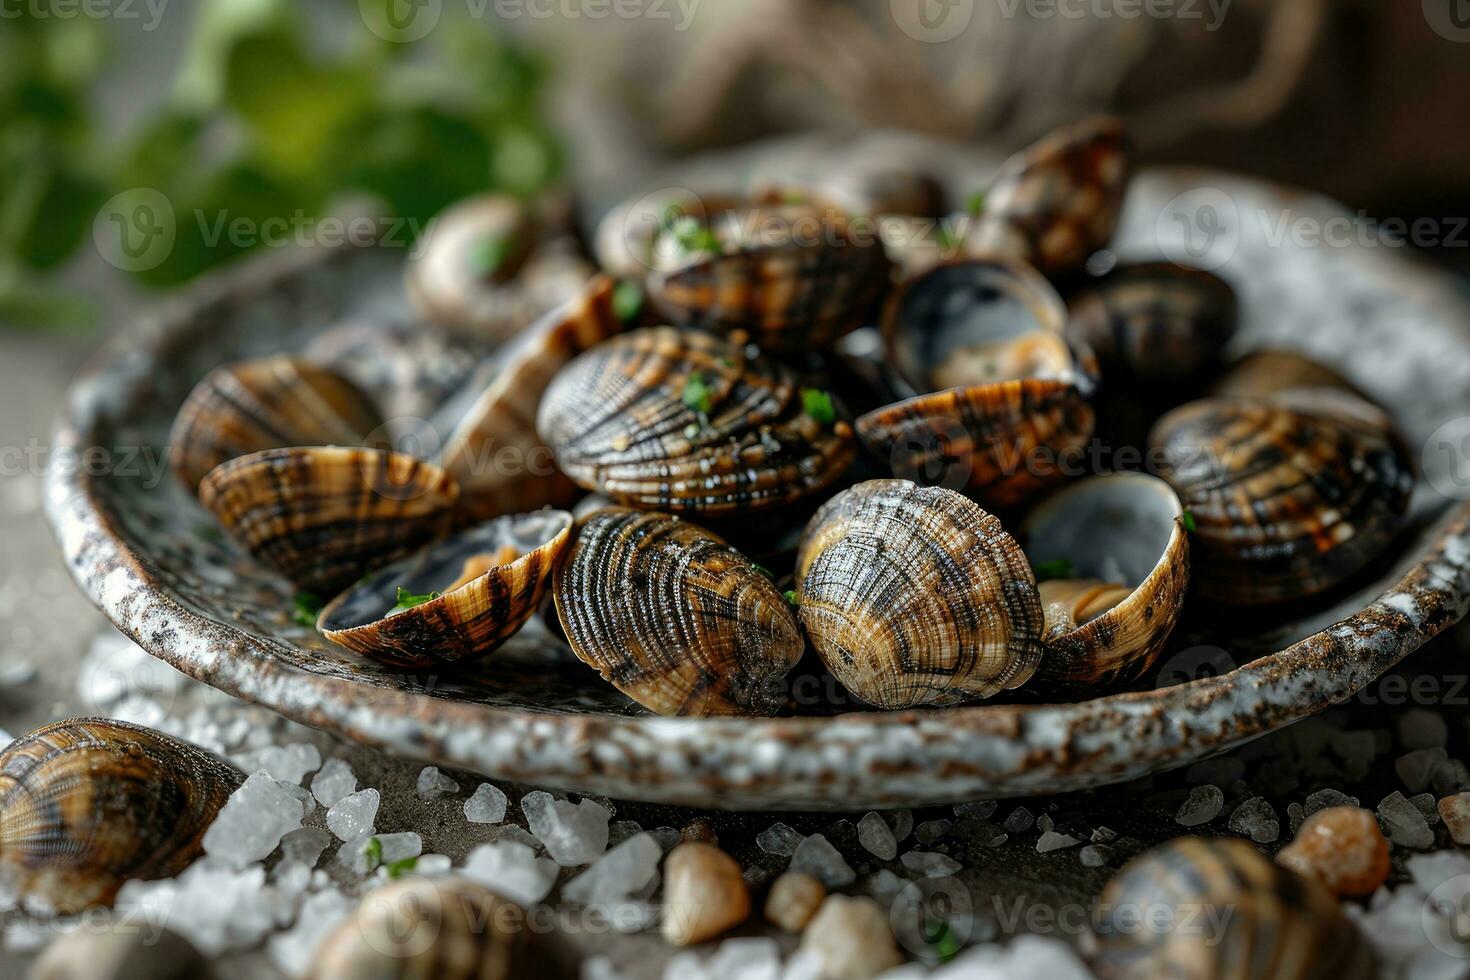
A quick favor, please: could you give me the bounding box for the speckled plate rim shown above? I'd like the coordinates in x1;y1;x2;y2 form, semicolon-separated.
45;231;1470;812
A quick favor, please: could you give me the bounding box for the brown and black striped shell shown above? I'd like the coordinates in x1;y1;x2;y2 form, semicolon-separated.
1067;262;1238;385
553;508;804;716
437;275;627;521
319;510;573;669
963;116;1131;277
1150;396;1413;605
310;876;571;980
1093;838;1375;980
168;356;385;494
538;327;856;515
406;192;594;342
1020;473;1189;692
644;200;893;352
793;480;1044;709
856;259;1097;510
198;446;460;596
0;719;241;913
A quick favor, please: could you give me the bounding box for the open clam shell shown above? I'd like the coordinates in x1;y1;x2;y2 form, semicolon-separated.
199;447;460;596
319;510;573;669
793;480;1044;709
1020;473;1189;691
963;115;1130;277
857;259;1097;510
168;356;385;494
1151;396;1414;605
0;719;241;912
553;508;804;716
538;326;856;515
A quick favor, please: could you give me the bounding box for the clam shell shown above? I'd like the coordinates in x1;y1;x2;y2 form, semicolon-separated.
168;356;385;494
320;510;573;669
1094;837;1375;980
199;447;460;596
1021;473;1189;691
0;719;241;912
594;188;744;281
1150;397;1413;604
964;115;1130;276
1210;349;1368;403
794;480;1044;709
538;327;856;515
438;275;626;521
553;508;804;716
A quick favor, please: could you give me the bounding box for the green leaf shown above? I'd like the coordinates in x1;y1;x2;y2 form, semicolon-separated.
682;372;714;415
783;590;799;607
924;920;962;962
965;190;986;216
389;587;441;617
1031;558;1075;583
362;836;383;869
385;856;417;879
800;388;837;426
612;280;644;323
291;592;323;628
667;215;721;256
1181;510;1197;533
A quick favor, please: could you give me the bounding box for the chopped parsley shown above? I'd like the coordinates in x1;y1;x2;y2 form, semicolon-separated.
682;371;714;414
936;225;959;252
362;836;383;869
751;563;775;581
468;232;516;278
924;919;963;963
385;856;418;878
612;280;644;323
1181;509;1197;532
783;589;799;607
965;190;986;216
389;587;442;616
291;592;323;627
800;388;837;426
1031;558;1075;582
667;215;721;255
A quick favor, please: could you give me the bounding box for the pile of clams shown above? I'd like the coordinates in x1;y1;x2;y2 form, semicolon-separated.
168;116;1414;716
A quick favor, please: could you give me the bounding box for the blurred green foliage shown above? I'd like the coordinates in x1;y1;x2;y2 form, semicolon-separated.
0;0;561;330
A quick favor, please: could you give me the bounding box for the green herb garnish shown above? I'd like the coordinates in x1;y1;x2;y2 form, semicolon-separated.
751;563;775;581
667;215;721;255
682;371;714;414
1181;510;1197;532
362;836;383;869
936;225;959;252
385;856;418;878
468;233;516;279
292;592;323;627
1031;558;1075;582
800;388;837;426
965;190;986;216
389;587;442;616
924;919;963;963
783;590;799;607
612;280;644;323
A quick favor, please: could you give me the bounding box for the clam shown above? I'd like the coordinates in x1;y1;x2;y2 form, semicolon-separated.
793;480;1044;709
552;508;804;716
168;356;385;494
963;115;1131;277
319;509;573;669
0;719;241;912
1150;395;1413;604
538;326;856;515
1209;349;1364;403
437;275;627;521
1094;837;1375;980
1020;473;1189;690
856;259;1098;510
406;192;595;342
594;188;744;281
751;164;945;220
310;876;569;980
198;446;459;595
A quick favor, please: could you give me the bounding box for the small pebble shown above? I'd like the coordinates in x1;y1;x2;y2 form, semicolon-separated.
797;895;904;979
1277;806;1391;896
857;812;897;861
662;842;751;945
680;817;718;846
764;872;826;932
789;834;856;889
1175;785;1224;827
463;783;508;824
1438;792;1470;845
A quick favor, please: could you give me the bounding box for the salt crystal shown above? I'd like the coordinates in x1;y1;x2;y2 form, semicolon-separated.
279;827;332;869
650;826;681;851
377;832;423;864
417;854;453;875
464;783;508;824
116;862;277;956
1079;844;1111;867
1288;802;1305;833
326;788;380;842
757;822;803;857
609;820;644;846
663;952;709;980
521;791;610;866
496;824;542;849
1036;832;1080;853
236;743;320;786
1400;709;1449;749
972;823;1009;848
266;888;352;978
954;801;997;821
460;841;558;906
1176;785;1224;827
939;933;1093;979
202;772;305;868
310;758;355;807
1398;748;1451;794
1439;793;1470;844
789;834;856;888
1091;826;1117;843
1379;790;1435;849
1305;788;1359;816
706;937;782;980
415;765;460;798
1002;807;1034;833
915;819;951;844
563;832;662;907
858;812;897;861
1411;792;1442;825
901;851;962;877
887;810;914;843
1228;796;1280;843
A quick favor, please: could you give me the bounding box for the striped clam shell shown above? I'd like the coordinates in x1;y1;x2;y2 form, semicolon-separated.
1020;473;1189;691
793;480;1044;709
1150;396;1413;605
857;260;1097;510
0;719;241;912
168;356;385;494
553;508;805;716
438;276;626;521
963;115;1130;277
1094;837;1375;980
645;202;893;352
319;510;573;669
199;447;460;596
311;876;571;980
538;327;856;515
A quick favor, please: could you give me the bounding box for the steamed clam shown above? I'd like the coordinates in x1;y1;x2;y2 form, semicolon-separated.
319;509;573;669
1020;473;1189;690
169;356;385;494
856;259;1098;509
553;508;804;716
0;719;241;912
538;326;856;515
793;480;1043;709
198;446;460;595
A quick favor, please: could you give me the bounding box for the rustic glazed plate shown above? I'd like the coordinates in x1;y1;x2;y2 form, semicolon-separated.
46;138;1470;810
